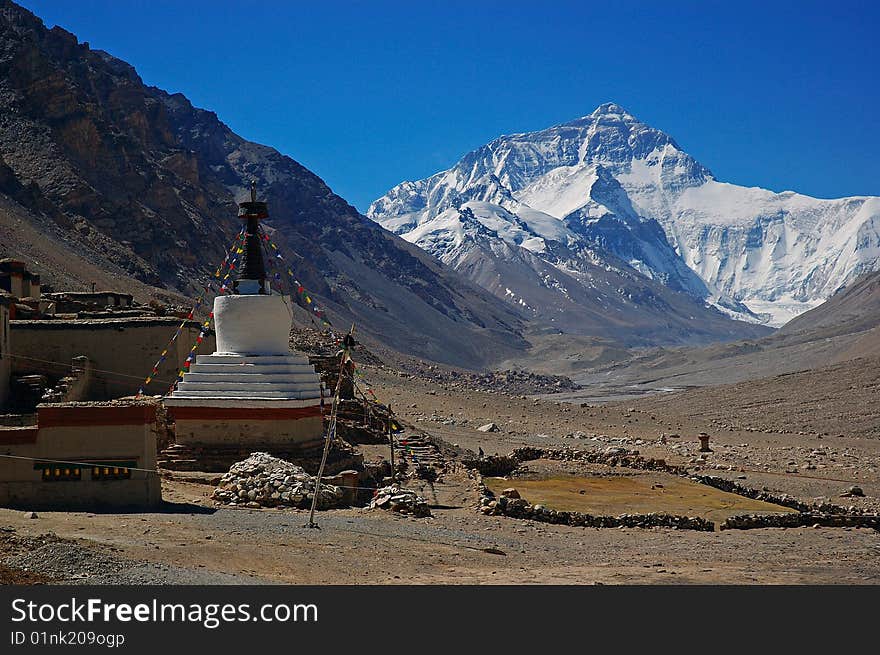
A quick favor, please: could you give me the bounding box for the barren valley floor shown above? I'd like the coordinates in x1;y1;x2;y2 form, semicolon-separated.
2;364;879;585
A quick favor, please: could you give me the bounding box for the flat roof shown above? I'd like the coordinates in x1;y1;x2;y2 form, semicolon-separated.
43;291;133;298
38;397;159;408
10;316;206;329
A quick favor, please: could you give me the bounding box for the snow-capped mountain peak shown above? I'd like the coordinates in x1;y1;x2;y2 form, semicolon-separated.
369;103;880;327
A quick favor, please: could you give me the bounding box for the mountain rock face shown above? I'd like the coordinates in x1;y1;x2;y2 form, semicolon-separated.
0;0;528;367
370;103;880;327
379;198;770;346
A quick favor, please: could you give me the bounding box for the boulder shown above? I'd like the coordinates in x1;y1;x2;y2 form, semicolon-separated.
369;484;431;517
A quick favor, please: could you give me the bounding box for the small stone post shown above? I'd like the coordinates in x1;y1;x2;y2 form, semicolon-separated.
698;432;712;452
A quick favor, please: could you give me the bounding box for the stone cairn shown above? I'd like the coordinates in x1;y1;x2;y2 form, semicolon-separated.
211;452;345;510
369;484;431;518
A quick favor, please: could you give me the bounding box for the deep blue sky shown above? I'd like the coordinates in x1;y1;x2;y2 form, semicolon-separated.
18;0;880;212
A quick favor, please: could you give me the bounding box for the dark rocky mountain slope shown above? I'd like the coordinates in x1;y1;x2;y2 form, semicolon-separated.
0;0;527;367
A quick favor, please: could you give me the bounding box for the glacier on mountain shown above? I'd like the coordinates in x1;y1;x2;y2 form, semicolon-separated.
368;103;880;327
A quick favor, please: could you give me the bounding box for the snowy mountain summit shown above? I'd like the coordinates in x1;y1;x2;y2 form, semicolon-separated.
369;103;880;327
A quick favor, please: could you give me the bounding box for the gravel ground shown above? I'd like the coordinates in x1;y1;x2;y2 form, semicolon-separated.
2;468;879;585
372;366;880;511
1;365;879;585
1;530;268;584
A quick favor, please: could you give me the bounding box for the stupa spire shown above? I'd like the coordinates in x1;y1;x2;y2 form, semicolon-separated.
235;180;269;294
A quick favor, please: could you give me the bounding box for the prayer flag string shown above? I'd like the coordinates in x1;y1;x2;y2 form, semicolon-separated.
257;228;334;329
137;227;246;396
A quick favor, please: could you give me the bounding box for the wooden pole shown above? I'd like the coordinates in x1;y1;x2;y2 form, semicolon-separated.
388;403;395;483
306;323;354;529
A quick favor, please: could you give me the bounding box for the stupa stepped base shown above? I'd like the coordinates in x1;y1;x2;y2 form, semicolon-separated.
170;353;321;405
169;388;320;399
164;353;325;454
192;353;316;366
163;399;324;453
167;353;322;400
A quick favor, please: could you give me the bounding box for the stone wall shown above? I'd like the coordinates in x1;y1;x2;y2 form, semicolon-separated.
158;440;363;476
466;445;877;531
160;400;349;473
309;353;354;400
10;317;214;399
689;473;815;513
42;292;133;313
463;446;676;478
335;399;394;445
0;401;161;510
171;414;324;450
0;413;35;427
461;454;519;477
477;480;714;531
720;513;880;531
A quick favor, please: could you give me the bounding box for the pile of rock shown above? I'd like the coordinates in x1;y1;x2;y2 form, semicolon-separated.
211;452;345;510
841;485;865;498
369;485;431;517
290;326;384;365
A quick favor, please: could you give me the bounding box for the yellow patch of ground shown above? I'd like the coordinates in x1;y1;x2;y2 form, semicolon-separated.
485;473;797;524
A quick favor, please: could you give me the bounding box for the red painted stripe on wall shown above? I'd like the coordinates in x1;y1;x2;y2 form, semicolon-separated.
0;428;39;445
166;405;323;421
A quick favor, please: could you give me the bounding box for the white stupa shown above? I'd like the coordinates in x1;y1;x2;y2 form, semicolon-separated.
163;184;325;454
